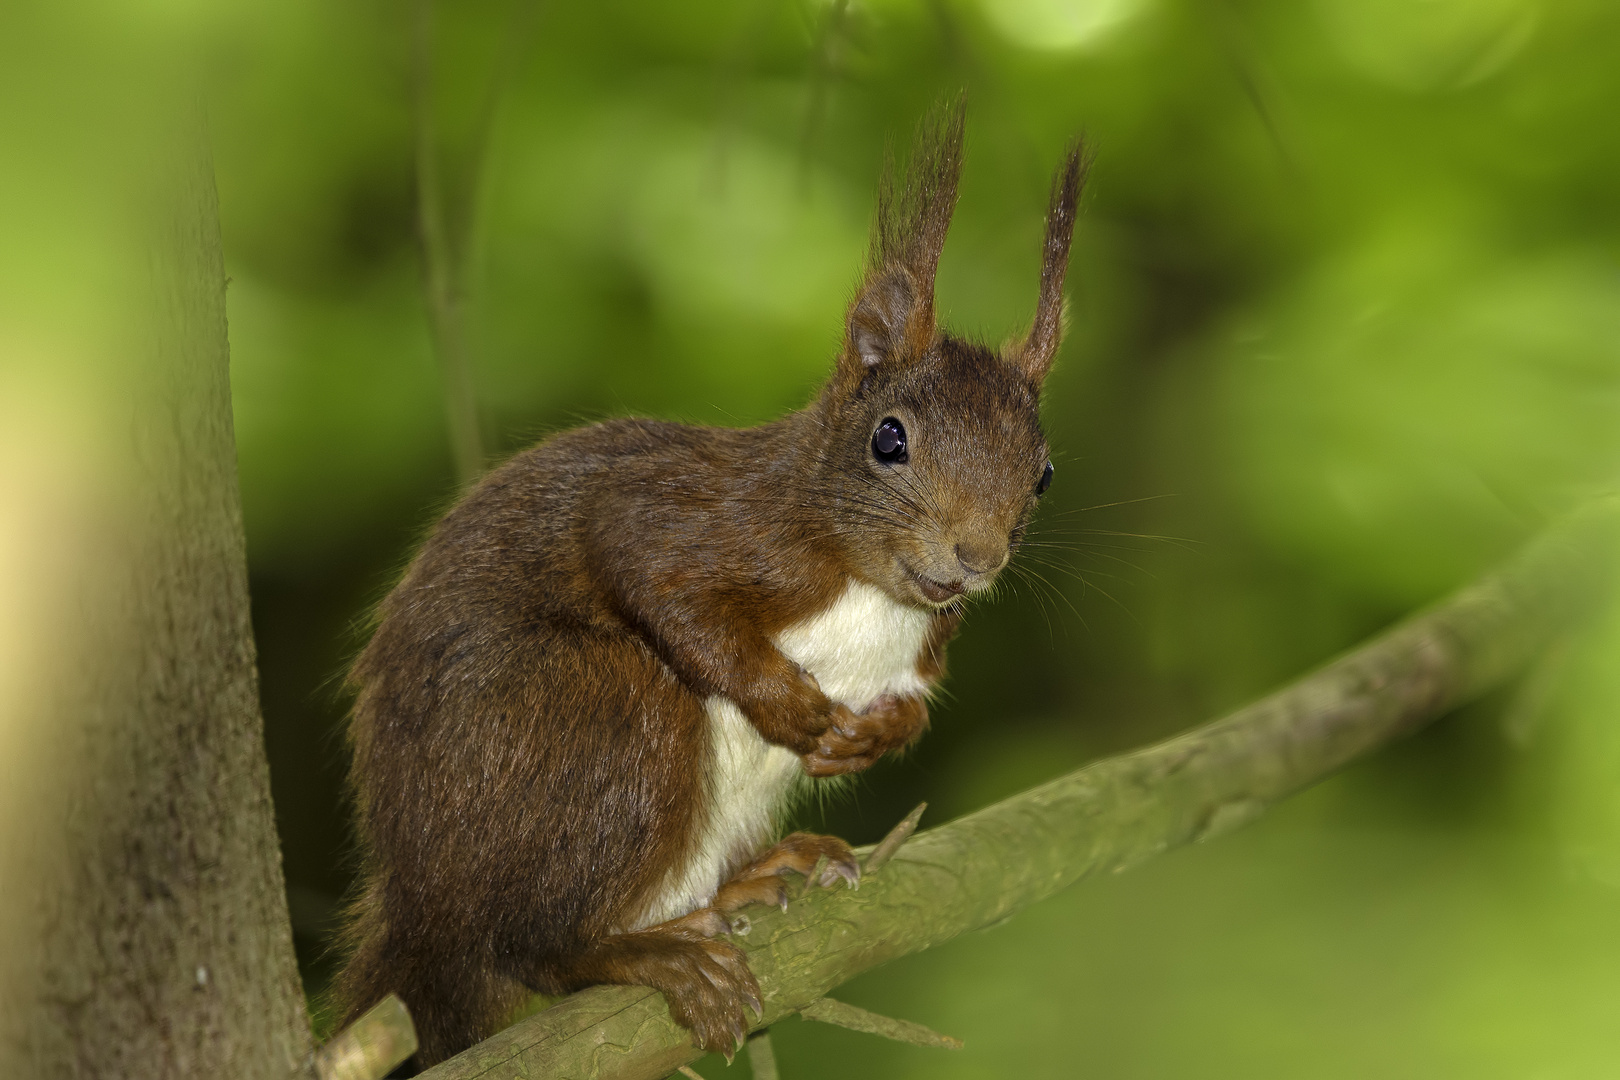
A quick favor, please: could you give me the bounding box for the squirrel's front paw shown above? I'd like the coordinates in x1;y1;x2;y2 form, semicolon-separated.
800;694;927;777
741;666;837;754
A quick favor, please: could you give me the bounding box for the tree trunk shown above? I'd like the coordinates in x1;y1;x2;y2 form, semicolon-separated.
0;10;315;1077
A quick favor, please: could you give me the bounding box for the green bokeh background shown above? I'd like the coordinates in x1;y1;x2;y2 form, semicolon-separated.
204;0;1620;1074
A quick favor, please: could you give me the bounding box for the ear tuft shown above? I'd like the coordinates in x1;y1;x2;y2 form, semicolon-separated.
1015;139;1090;385
839;97;966;380
869;97;966;288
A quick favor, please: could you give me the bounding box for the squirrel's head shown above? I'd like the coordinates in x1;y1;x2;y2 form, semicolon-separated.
811;101;1086;610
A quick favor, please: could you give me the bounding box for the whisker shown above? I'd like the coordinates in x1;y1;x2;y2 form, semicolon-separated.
1008;561;1087;631
1040;493;1181;516
1003;564;1060;643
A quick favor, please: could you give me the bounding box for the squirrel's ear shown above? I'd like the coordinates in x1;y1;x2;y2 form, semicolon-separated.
840;98;966;380
1011;140;1088;386
848;266;919;369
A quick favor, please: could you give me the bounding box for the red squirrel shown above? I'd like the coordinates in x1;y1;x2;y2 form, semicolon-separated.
333;103;1085;1066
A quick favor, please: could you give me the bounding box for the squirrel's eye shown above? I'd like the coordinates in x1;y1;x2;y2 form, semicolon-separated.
1036;461;1054;496
871;418;908;464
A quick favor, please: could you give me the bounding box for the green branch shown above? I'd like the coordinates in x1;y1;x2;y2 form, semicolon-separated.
414;499;1618;1080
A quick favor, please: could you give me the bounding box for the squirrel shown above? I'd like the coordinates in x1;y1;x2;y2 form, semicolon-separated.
332;102;1086;1068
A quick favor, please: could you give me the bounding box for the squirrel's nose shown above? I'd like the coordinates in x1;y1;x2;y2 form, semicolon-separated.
954;538;1008;576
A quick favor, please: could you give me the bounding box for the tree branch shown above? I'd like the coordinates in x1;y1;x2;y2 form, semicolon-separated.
315;994;417;1080
418;499;1619;1080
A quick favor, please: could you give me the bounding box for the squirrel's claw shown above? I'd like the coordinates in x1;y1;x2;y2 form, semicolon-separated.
820;855;860;890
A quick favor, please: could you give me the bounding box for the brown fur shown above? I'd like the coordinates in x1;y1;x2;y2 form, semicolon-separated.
334;103;1087;1067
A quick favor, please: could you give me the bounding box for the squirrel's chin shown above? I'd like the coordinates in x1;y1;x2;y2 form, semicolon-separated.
915;577;961;605
894;560;968;608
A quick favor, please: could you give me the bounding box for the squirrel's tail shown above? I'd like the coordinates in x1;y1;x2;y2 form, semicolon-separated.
330;881;516;1069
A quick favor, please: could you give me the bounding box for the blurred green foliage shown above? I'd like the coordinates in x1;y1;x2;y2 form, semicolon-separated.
203;0;1620;1072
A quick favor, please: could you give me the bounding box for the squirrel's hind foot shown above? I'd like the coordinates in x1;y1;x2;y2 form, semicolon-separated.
710;832;860;915
559;925;761;1055
552;833;856;1052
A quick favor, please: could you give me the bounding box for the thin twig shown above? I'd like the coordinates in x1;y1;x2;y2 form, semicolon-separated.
410;0;483;484
453;0;543;317
744;1029;779;1080
800;997;962;1050
411;0;541;485
864;802;926;872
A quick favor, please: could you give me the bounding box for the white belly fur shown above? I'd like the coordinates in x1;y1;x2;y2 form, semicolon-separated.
628;579;932;928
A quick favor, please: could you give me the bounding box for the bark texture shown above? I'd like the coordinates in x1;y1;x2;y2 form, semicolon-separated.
415;499;1618;1080
0;20;315;1074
